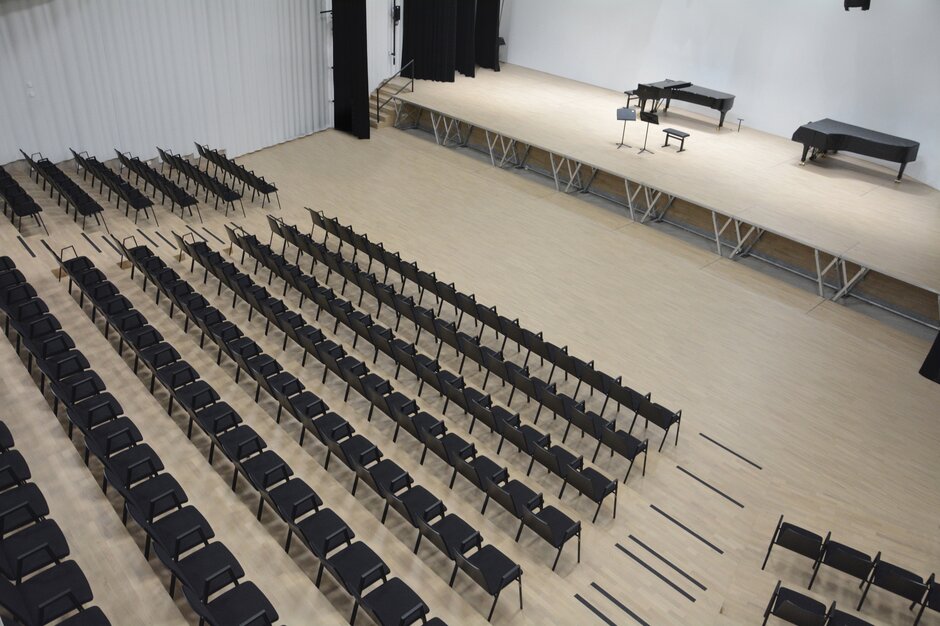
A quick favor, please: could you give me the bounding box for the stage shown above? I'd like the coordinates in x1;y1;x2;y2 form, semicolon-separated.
394;64;940;323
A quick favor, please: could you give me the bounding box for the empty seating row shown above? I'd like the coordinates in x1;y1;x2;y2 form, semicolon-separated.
157;148;243;217
308;209;684;450
173;231;589;580
69;150;156;224
763;580;873;626
232;223;624;528
118;242;525;622
18;151;108;232
268;216;652;482
60;252;444;626
762;514;936;623
0;256;276;625
114;151;202;222
194;143;280;209
0;166;47;235
0;417;110;626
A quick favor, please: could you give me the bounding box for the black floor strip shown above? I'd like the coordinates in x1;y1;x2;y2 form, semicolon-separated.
649;505;724;554
39;239;60;261
699;432;763;470
202;226;225;244
615;544;696;601
155;231;176;249
676;466;745;508
574;593;617;626
136;228;159;247
590;583;650;626
81;232;102;253
16;236;36;258
185;224;207;241
628;535;708;591
101;235;122;257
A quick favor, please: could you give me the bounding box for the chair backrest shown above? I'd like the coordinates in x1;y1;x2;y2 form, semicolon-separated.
773;598;827;626
822;541;873;580
775;521;824;560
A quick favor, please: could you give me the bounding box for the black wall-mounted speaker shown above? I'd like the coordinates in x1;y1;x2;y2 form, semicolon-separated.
844;0;871;10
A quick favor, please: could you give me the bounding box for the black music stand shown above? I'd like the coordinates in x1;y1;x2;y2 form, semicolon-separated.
616;107;636;149
638;111;659;155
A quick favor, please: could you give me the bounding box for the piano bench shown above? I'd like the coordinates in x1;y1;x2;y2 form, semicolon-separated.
662;128;690;152
624;89;638;108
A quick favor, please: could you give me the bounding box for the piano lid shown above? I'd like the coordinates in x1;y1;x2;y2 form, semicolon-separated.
798;119;919;148
640;79;693;90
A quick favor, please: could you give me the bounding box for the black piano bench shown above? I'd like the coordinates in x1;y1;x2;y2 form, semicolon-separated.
624;89;638;108
662;128;690;152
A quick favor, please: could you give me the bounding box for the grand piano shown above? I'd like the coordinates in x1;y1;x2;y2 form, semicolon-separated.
792;119;919;182
635;79;736;129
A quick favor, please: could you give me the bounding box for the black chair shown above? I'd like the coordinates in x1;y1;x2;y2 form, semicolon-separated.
452;545;522;621
357;577;429;626
807;535;874;593
182;580;278;626
519;504;580;571
762;515;825;575
57;606;111;626
762;580;827;626
856;555;927;611
629;400;681;452
593;427;648;483
0;560;94;626
0;518;70;583
825;604;873;626
559;467;617;523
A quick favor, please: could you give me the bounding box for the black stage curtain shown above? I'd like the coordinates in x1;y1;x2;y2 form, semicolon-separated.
474;0;500;71
402;0;457;82
455;0;477;77
333;0;370;139
920;331;940;384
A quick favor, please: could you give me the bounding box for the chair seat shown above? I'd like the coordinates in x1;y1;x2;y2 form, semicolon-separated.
826;609;874;626
774;586;827;622
0;519;69;581
178;542;244;598
241;451;291;490
296;508;352;558
466;545;520;594
548;446;582;476
104;444;162;488
58;606;111;626
126;473;187;521
149;506;214;558
17;560;93;625
361;577;429;626
534;506;579;546
397;486;442;525
174;380;218;411
268;478;322;523
581;467;615;496
365;460;408;496
83;417;141;460
430;514;478;557
0;483;48;535
194;402;240;435
188;580;277;626
218;426;265;461
0;450;31;490
327;541;389;596
338;435;376;467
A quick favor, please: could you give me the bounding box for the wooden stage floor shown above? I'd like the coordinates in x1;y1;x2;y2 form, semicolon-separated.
394;64;940;304
1;126;938;625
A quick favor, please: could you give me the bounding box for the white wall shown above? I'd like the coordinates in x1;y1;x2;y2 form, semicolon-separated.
366;0;404;92
501;0;940;187
0;0;333;166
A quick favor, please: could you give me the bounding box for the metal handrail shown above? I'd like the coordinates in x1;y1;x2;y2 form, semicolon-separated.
375;59;415;124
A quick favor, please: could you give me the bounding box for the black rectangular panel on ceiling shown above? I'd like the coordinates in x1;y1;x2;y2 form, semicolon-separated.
402;0;457;82
333;0;370;139
475;0;501;71
456;0;477;77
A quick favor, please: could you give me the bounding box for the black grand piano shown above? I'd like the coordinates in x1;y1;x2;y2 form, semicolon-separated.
792;119;919;182
635;79;736;129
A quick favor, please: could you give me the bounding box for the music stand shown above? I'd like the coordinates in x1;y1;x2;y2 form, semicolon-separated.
616;107;636;149
638;110;659;155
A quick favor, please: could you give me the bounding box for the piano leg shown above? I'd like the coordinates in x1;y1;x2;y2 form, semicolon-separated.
799;144;810;165
896;162;907;183
718;111;727;129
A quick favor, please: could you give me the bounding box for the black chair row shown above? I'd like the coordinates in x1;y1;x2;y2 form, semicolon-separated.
70;150;156;225
762;514;936;623
62;252;442;626
235;223;623;528
306;208;683;451
0;256;275;625
0;417;110;626
19;151;108;232
270;216;652;481
173;232;583;581
763;580;873;626
0;166;48;235
157;148;244;217
114;151;202;222
194;143;280;209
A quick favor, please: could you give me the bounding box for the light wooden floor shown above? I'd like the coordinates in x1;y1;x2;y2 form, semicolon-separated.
0;125;938;626
396;64;940;297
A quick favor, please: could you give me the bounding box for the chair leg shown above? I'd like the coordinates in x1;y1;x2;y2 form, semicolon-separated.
487;591;500;621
